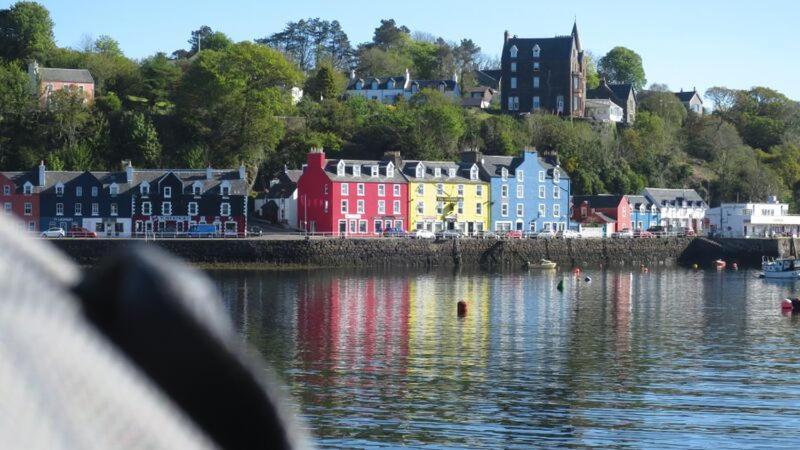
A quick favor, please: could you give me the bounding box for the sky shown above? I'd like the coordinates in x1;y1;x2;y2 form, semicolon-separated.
25;0;800;100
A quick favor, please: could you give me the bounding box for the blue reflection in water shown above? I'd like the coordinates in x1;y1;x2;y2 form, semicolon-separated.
210;268;800;449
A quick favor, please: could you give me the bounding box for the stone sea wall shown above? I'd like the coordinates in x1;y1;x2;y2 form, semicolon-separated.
52;237;708;269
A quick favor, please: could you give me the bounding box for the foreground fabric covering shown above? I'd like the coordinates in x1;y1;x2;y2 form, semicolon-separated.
0;216;311;449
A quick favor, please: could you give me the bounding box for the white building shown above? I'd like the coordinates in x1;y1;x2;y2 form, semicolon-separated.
706;197;800;238
345;68;461;105
584;99;624;123
642;187;707;231
255;169;302;229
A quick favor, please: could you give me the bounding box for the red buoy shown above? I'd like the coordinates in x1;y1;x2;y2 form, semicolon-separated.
781;299;793;311
457;300;467;317
572;267;582;275
732;262;739;271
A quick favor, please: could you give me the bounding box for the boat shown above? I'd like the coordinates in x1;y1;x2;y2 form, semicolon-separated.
761;257;800;279
527;259;557;270
714;259;726;270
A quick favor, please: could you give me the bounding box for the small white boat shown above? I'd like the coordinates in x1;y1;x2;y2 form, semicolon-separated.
761;257;800;279
527;259;557;270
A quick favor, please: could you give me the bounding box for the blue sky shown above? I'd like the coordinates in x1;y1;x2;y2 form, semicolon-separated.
30;0;800;99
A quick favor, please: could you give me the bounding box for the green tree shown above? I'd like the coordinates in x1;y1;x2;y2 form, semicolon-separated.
258;18;354;72
0;61;30;122
0;1;55;62
303;62;345;101
371;19;410;49
638;91;687;128
598;46;647;91
356;46;412;77
92;35;123;57
137;52;182;104
122;112;162;166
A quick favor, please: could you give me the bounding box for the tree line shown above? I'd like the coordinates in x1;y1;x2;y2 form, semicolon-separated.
1;1;799;207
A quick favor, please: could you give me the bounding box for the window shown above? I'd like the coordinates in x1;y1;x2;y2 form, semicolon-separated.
573;76;579;90
532;44;540;58
142;202;152;215
516;185;524;199
533;77;540;88
538;170;545;182
23;184;32;195
534;62;540;71
509;62;517;73
573;96;579;111
436;184;444;196
341;183;349;195
188;202;198;215
501;203;508;217
538;186;546;198
476;202;482;215
457;185;464;197
553;204;560;217
378;184;385;196
91;203;98;216
554;168;560;182
341;200;348;213
533;96;540;109
56;203;63;216
415;164;425;179
516;170;524;181
457;200;464;215
28;221;34;231
110;203;118;216
416;184;424;195
556;95;565;114
476;185;483;196
434;167;442;178
359;220;367;233
221;184;230;196
164;186;172;198
323;185;329;195
470;166;479;181
539;204;546;217
24;203;32;215
393;200;400;214
508;96;519;111
436;201;444;215
387;163;395;178
357;199;365;214
353;165;361;177
55;185;64;195
2;202;10;214
357;183;365;196
141;184;150;195
74;203;82;215
109;185;118;196
337;161;346;176
517;204;524;217
162;202;172;215
220;203;231;216
553;186;560;199
501;185;508;198
193;185;201;196
76;186;82;197
371;166;379;177
509;45;518;58
510;77;517;89
378;200;386;214
448;168;456;178
417;202;424;214
375;220;383;233
2;185;9;195
393;184;400;197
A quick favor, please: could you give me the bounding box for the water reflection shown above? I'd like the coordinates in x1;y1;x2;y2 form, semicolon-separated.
210;268;800;449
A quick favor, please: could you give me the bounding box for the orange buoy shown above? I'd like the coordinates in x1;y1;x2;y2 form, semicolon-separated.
457;300;467;317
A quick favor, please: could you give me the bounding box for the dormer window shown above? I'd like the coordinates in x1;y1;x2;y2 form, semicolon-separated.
434;167;441;178
23;183;32;195
55;183;64;196
532;45;541;58
353;165;361;177
509;45;518;58
448;168;456;178
371;165;379;177
501;168;508;181
553;168;560;183
141;183;150;195
109;184;118;195
371;81;378;90
386;162;395;178
470;165;479;181
220;181;231;196
76;186;82;197
163;186;172;198
337;161;346;176
415;163;424;179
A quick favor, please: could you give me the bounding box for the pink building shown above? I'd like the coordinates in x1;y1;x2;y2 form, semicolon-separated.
297;149;408;235
28;61;95;107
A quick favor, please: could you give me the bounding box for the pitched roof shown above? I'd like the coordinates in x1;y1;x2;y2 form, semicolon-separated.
265;170;302;199
399;160;482;183
625;195;654;209
39;67;94;84
674;90;701;103
474;70;501;89
480;155;522;177
505;36;574;59
643;188;706;207
326;159;406;183
572;194;626;209
587;81;634;107
347;76;406;91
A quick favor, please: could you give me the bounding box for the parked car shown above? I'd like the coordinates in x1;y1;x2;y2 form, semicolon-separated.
523;231;539;239
383;227;407;238
481;231;501;239
647;225;667;237
248;226;263;237
40;227;65;238
633;230;654;238
412;229;436;239
611;229;633;238
187;224;218;238
436;229;463;239
536;230;556;239
503;230;524;239
681;227;696;237
557;229;582;239
67;227;97;238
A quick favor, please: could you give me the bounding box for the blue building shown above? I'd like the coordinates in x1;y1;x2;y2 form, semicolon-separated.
464;149;570;233
626;195;660;231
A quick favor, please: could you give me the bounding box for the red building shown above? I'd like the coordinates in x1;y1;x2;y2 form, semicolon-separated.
297;149;408;235
572;195;631;233
0;171;41;232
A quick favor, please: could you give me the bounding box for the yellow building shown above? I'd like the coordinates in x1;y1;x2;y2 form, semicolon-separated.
401;160;490;235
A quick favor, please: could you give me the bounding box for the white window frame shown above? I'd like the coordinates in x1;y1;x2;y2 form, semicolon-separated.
23;183;32;195
55;184;64;195
353;165;361;177
164;186;172;199
434;167;442;178
162;201;172;215
24;202;32;215
371;166;379;177
188;202;198;215
337;161;346;176
476;202;482;215
501;203;508;217
357;199;365;214
220;202;231;216
56;203;64;216
416;184;424;195
341;183;349;195
457;185;464;197
436;184;444;196
416;201;424;214
91;203;99;216
538;170;545;182
448;168;456;178
142;202;152;215
378;184;385;197
517;203;524;217
393;184;400;197
539;204;546;217
457;200;464;215
76;186;82;197
109;184;118;196
378;200;386;214
341;200;348;213
510;77;517;89
553;204;561;217
476;185;483;196
393;200;400;214
357;183;365;196
110;203;118;216
553;186;561;199
74;203;82;216
509;45;518;58
220;183;231;196
501;185;508;198
510;62;517;73
415;164;425;179
436;201;444;215
538;186;546;199
140;183;150;195
532;45;540;58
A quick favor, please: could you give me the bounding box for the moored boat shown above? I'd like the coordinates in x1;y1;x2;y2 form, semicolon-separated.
761;257;800;279
527;259;557;270
714;259;726;270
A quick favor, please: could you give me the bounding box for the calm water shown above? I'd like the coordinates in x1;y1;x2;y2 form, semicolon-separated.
209;268;800;449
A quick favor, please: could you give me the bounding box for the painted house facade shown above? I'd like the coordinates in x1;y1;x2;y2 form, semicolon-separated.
401;159;489;235
572;195;632;233
706;197;800;238
28;61;95;107
674;89;704;115
587;80;636;124
256;169;302;228
474;150;570;233
642;188;707;231
626;195;660;231
0;170;40;232
345;68;461;105
297;150;408;235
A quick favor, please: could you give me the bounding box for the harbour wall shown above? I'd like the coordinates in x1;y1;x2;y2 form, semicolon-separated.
49;237;793;269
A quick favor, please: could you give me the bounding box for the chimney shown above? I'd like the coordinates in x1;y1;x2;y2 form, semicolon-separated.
403;68;411;90
460;149;483;165
453;71;458;83
124;160;133;184
238;163;246;180
206;166;213;180
38;160;45;187
350;69;356;80
306;147;326;169
504;30;510;42
382;151;402;168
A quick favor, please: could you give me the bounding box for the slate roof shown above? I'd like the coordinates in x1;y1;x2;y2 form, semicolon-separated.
505;36;574;59
346;76;458;93
0;171;42;193
474;70;502;89
587;82;634;107
643;188;706;208
326;159;407;183
572;195;626;209
480;155;522;177
265;170;302;199
674;90;700;103
399;160;483;184
39;67;94;84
